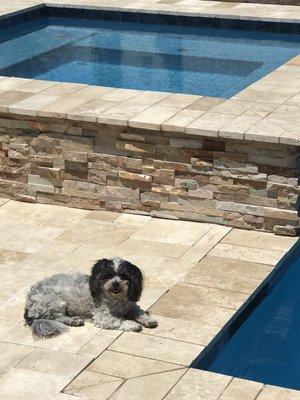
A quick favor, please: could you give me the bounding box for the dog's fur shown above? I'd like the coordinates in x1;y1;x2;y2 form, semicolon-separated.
24;257;158;339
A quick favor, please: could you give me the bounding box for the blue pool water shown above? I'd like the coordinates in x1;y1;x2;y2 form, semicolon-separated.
0;13;300;97
198;242;300;390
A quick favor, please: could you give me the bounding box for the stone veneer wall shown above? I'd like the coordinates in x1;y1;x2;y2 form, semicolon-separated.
0;114;299;235
212;0;300;4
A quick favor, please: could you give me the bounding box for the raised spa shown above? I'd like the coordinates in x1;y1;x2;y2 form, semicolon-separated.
195;242;300;391
0;8;300;98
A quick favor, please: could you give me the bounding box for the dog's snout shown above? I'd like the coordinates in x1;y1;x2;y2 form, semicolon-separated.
111;281;121;294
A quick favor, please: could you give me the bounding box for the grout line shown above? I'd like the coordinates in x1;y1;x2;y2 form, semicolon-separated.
216;376;234;400
254;384;266;400
161;367;189;400
106;348;187;367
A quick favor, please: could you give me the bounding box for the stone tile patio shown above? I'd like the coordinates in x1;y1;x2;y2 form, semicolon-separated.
0;197;298;399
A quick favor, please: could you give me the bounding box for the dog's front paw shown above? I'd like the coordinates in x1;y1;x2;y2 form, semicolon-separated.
122;320;142;332
70;317;85;327
142;317;158;329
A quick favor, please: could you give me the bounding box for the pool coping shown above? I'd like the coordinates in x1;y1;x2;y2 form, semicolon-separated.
193;238;300;372
0;1;299;146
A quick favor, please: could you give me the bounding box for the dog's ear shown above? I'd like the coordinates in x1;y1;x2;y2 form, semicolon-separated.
119;261;143;302
89;259;113;297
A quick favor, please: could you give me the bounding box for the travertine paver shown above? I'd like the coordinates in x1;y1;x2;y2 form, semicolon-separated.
219;377;263;400
16;348;92;378
257;385;300;400
109;332;204;365
0;196;297;400
88;350;181;378
164;369;232;400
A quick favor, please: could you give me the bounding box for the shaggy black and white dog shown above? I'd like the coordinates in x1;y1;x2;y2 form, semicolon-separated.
24;257;158;339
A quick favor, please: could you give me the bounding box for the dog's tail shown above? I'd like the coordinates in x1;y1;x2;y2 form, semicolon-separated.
31;319;69;339
24;309;69;339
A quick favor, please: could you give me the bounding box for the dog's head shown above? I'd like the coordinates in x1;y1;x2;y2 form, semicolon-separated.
89;258;143;302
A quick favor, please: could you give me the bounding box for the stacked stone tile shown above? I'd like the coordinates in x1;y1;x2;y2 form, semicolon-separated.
0;114;298;235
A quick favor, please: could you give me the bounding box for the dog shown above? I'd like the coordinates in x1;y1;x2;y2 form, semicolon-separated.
24;257;158;339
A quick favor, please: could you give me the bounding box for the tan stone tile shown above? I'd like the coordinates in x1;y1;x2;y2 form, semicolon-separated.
0;249;27;267
38;97;91;118
77;329;121;357
0;197;9;206
158;93;200;108
234;88;292;104
114;238;189;258
56;219;135;245
100;88;141;102
98;103;148;125
187;96;224;111
4;321;99;353
219;113;262;140
68;98;118;122
0;266;50;298
110;368;186;400
162;109;206;133
0;320;20;339
233;99;278;117
181;225;231;264
0;222;62;253
190;255;273;282
84;210;120;222
0;201;89;228
18;240;79;270
0;77;31;91
186;112;235;137
164;282;248;309
8;94;61;116
165;369;231;400
16;348;91;378
126;90;172;106
150;285;240;327
0;368;68;400
219;377;263;400
16;79;57;93
139;278;172;310
64;370;123;400
40;82;87;97
280;131;300;146
88;350;180;378
114;213;151;226
222;229;298;252
209;243;285;266
0;90;34;110
257;385;300;400
210;99;247;115
110;332;203;365
146;314;219;346
68;85;114;99
183;263;261;294
129;105;181;130
245;119;285;143
132;219;211;245
0;342;33;374
142;257;194;284
0;290;26;322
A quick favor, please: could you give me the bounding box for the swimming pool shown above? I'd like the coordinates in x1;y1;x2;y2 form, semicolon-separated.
0;8;300;98
195;241;300;391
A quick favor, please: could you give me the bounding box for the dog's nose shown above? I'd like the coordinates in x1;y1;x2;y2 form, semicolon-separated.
111;282;121;294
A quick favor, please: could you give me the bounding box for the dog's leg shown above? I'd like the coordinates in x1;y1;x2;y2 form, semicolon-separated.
92;308;142;332
127;304;158;329
56;315;85;327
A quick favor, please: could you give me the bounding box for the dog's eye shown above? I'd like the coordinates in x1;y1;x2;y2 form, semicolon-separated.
104;272;115;280
119;273;128;281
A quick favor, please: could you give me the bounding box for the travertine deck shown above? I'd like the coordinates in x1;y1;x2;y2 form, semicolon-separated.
0;0;299;145
0;197;298;399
